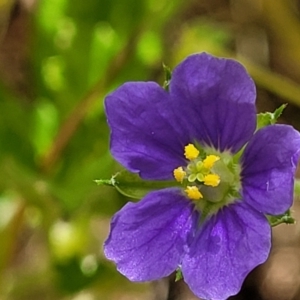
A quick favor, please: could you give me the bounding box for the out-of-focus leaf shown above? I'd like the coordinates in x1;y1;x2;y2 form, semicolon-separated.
137;30;162;66
37;0;68;34
42;56;66;91
110;0;146;36
0;157;59;230
49;220;88;260
54;256;102;294
32;99;58;156
174;20;231;65
88;22;121;88
0;90;35;168
0;196;25;273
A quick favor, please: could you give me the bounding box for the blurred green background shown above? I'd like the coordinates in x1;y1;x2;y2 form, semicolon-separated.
1;0;300;299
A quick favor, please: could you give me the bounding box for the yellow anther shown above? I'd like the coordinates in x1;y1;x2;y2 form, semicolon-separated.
203;155;220;170
173;167;186;183
185;186;203;200
204;174;220;187
184;144;199;160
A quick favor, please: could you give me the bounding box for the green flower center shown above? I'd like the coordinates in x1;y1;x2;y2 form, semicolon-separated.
173;143;241;217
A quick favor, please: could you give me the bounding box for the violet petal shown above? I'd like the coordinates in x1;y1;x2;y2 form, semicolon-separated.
104;188;196;281
241;124;300;215
105;82;187;180
182;202;271;300
169;53;256;153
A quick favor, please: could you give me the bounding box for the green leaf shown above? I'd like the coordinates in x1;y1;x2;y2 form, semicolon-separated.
95;170;178;199
256;104;287;130
267;209;295;227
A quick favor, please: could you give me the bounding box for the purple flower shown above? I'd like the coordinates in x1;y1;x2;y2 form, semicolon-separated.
103;53;300;300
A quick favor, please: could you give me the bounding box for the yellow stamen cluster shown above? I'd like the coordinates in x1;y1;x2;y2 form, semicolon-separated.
184;144;199;160
185;186;203;200
174;143;222;201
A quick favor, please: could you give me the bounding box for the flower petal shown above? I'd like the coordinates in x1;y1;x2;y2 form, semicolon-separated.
104;188;196;281
241;124;300;215
169;53;256;153
105;82;187;180
182;202;271;300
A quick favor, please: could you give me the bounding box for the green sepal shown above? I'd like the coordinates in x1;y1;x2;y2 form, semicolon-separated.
175;268;183;282
95;170;179;200
267;209;295;227
256;104;287;130
162;63;172;91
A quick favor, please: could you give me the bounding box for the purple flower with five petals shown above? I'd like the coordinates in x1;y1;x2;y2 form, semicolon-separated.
103;53;300;300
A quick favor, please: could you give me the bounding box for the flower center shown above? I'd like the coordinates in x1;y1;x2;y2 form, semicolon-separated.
173;143;241;215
